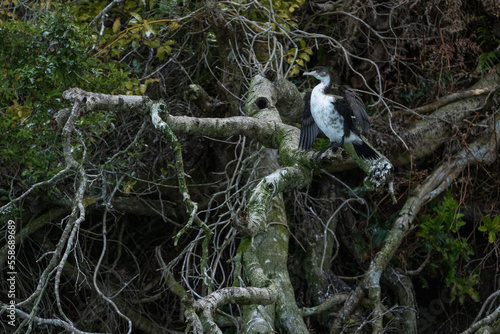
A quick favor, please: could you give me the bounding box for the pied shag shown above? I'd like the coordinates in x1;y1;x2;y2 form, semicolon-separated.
299;66;379;160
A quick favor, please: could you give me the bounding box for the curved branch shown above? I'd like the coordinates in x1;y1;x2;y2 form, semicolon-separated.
461;303;500;334
390;66;500;166
340;112;500;331
193;285;278;333
245;165;312;235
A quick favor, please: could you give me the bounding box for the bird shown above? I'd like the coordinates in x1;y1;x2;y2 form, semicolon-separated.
298;66;379;160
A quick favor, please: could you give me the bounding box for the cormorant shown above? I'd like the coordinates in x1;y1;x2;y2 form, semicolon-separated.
299;66;379;160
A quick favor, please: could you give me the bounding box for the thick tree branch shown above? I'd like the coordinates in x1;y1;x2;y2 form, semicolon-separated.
245;165;312;234
62;87;152;114
340;112;500;332
237;75;310;333
390;66;500;166
193;285;278;333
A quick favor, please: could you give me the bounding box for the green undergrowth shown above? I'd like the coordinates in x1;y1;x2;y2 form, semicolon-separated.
417;191;479;304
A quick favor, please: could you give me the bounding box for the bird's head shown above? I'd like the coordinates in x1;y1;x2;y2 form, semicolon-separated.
303;66;331;85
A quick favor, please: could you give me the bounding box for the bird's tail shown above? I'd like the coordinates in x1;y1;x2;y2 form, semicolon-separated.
353;141;379;160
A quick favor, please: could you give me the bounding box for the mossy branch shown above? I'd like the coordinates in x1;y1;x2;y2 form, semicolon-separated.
151;101;213;291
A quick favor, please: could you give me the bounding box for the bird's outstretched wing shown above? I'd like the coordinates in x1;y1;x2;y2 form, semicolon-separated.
299;91;319;150
338;85;369;132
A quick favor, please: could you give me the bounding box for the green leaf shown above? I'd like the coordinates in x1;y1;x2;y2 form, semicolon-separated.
164;40;175;55
169;21;180;31
304;47;314;55
143;40;161;48
157;46;165;60
488;232;496;243
112;18;121;34
468;289;480;303
130;12;143;23
143;21;156;38
481;216;492;225
288;65;300;76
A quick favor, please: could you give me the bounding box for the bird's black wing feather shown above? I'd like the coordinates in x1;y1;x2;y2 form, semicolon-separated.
334;98;354;138
338;85;369;132
299;91;319;150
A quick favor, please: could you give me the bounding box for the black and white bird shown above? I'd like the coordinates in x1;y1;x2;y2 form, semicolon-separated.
299;66;379;160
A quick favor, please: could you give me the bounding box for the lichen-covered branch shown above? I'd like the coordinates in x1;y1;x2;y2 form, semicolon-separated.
245;165;312;235
12;93;90;332
389;66;500;166
62;87;152;115
340;112;500;332
191;285;279;333
151;101;213;290
235;74;310;334
461;303;500;334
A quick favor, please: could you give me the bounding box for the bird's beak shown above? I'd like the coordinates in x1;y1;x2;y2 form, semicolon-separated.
303;70;315;76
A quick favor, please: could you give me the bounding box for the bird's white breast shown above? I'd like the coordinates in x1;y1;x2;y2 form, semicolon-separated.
310;85;345;144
